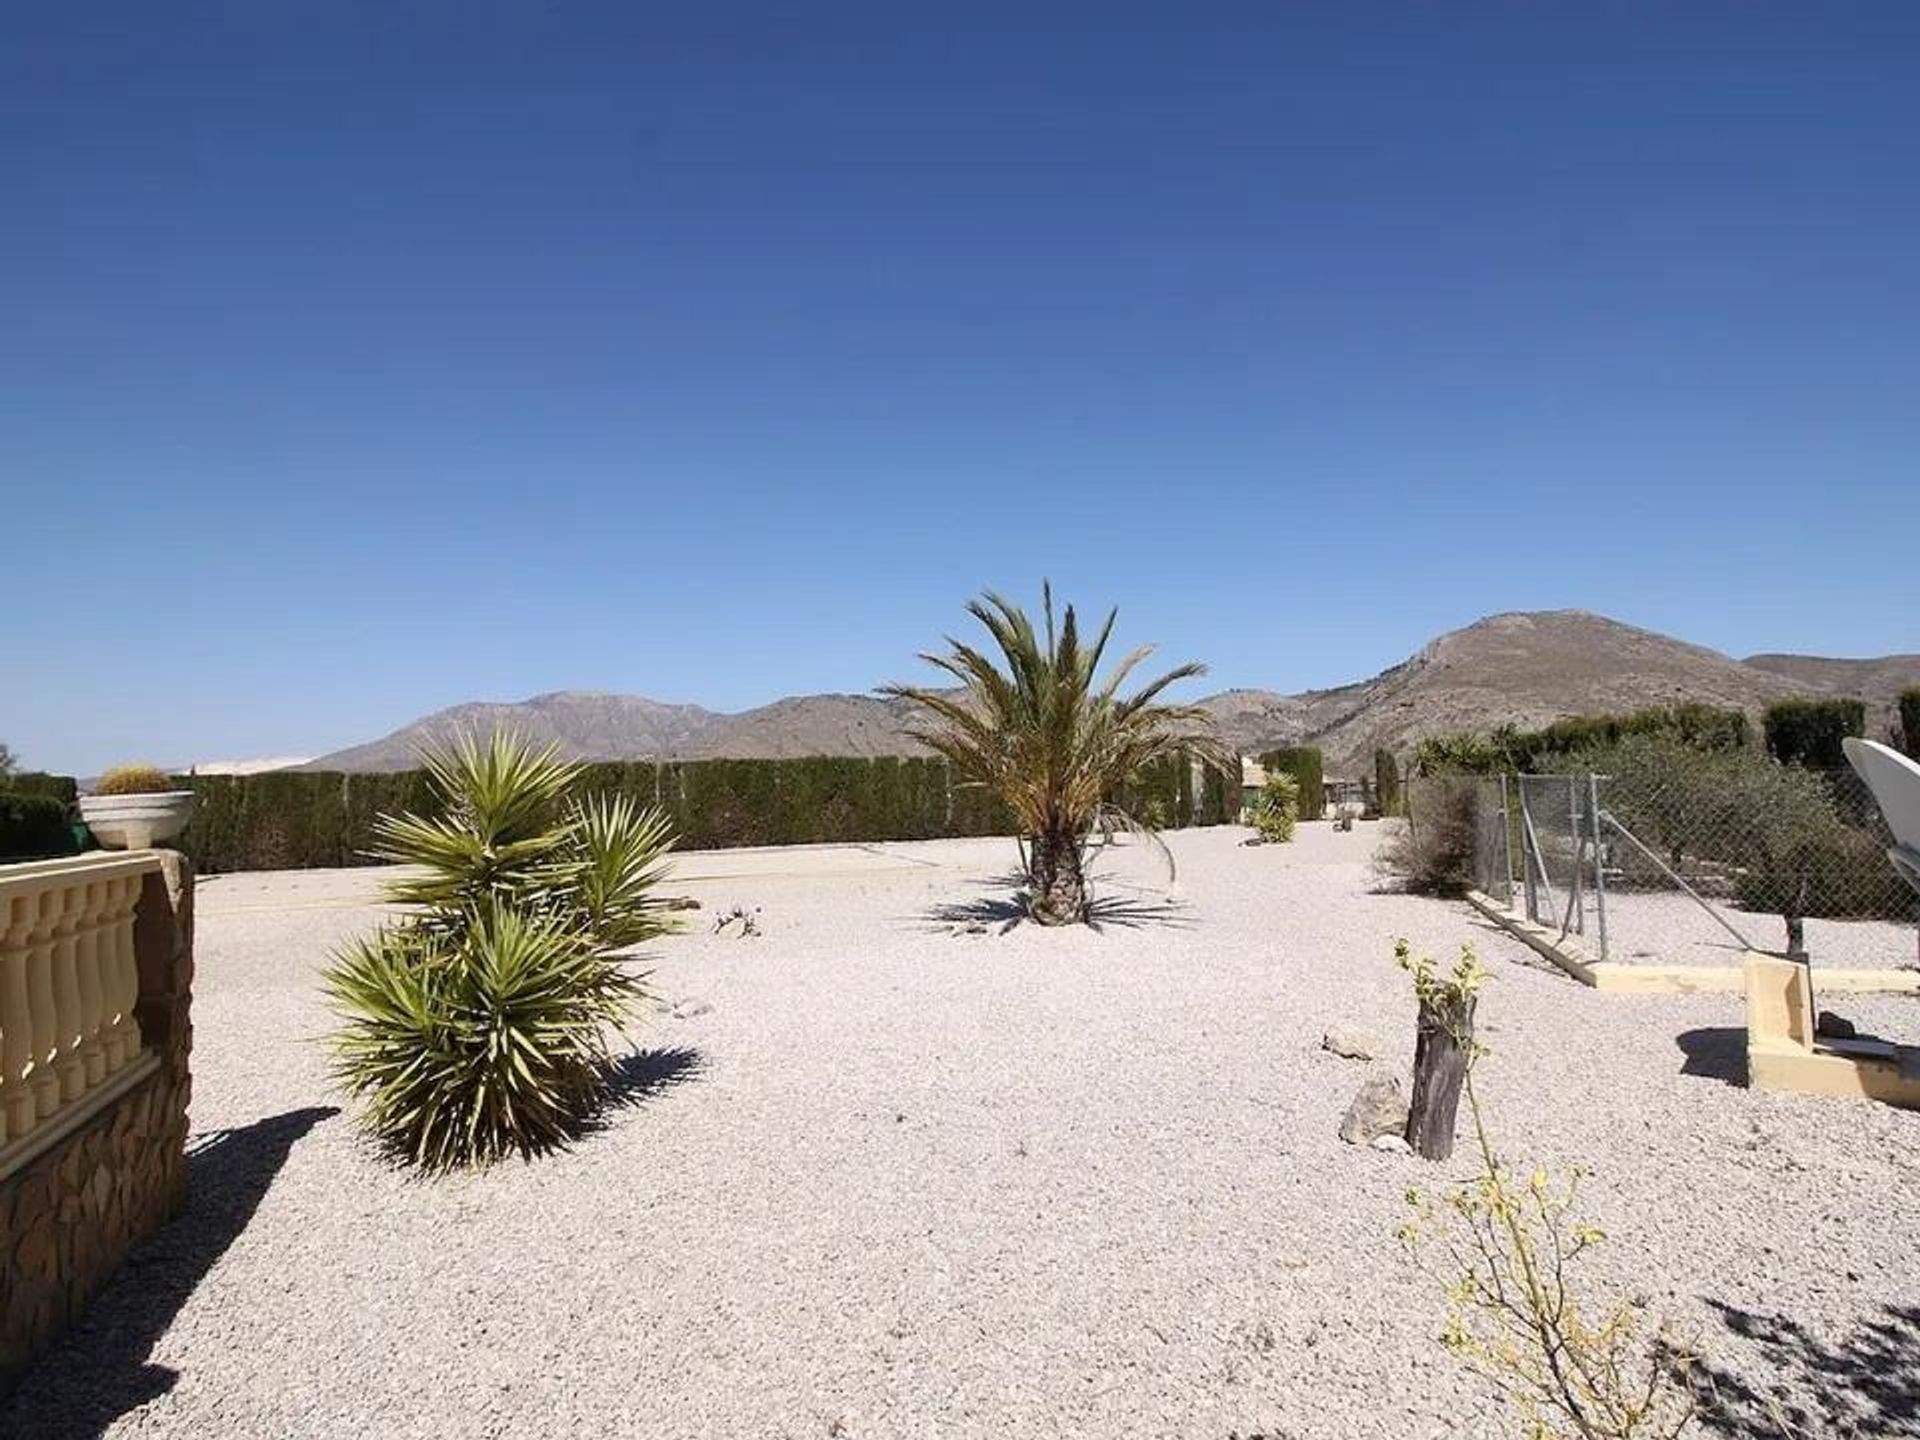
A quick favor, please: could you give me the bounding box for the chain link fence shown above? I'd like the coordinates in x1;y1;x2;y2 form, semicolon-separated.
1401;762;1920;969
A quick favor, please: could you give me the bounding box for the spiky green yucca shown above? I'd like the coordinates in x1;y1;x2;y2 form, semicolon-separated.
322;732;675;1169
883;585;1231;925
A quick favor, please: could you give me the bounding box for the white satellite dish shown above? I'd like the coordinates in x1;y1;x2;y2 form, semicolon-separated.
1843;737;1920;897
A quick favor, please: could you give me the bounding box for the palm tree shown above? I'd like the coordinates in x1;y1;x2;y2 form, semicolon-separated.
884;584;1231;926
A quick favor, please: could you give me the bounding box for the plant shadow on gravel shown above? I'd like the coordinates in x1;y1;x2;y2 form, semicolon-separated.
917;872;1193;934
579;1046;705;1132
1688;1299;1920;1437
0;1105;337;1440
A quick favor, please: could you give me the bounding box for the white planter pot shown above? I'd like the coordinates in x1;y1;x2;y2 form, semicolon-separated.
78;791;197;851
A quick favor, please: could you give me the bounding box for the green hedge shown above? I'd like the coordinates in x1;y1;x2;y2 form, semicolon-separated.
166;753;1226;872
0;793;80;861
1763;697;1865;769
1260;747;1325;821
1415;703;1753;776
5;771;79;805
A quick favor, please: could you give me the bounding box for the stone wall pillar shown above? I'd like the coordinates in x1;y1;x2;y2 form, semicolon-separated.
0;852;193;1390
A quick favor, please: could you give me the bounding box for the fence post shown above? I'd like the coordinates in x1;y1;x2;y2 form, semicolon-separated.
1500;773;1516;902
1589;772;1609;964
1517;778;1534;920
1567;774;1584;936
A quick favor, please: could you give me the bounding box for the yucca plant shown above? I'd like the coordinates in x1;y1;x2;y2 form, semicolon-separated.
883;584;1232;925
322;731;675;1169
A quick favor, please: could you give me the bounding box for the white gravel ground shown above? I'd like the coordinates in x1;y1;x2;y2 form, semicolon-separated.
7;824;1919;1439
1598;886;1920;972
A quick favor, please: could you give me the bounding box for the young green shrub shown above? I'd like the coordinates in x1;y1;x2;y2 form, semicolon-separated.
94;764;177;796
1396;939;1696;1440
1249;771;1299;843
1763;697;1865;768
323;731;676;1170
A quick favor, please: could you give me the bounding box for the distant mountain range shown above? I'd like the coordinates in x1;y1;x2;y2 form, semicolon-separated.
298;611;1920;776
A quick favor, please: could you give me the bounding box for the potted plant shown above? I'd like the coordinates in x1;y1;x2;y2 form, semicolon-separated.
78;765;196;850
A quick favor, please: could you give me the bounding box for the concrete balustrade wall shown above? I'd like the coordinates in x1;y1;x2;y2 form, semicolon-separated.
0;851;193;1389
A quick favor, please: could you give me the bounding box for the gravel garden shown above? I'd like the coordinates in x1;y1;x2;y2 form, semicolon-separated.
5;822;1916;1439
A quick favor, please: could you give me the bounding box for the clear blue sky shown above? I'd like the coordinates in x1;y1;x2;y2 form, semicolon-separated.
7;3;1917;774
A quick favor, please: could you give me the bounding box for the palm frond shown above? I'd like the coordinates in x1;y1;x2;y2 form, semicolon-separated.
882;583;1231;918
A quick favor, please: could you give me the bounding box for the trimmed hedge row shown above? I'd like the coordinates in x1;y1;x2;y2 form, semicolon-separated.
1259;747;1325;821
172;753;1235;873
6;772;79;805
1414;703;1752;776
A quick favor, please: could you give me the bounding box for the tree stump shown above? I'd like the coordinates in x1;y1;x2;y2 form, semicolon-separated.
1405;987;1476;1160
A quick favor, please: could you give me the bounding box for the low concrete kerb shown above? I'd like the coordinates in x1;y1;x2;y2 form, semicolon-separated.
1464;891;1920;996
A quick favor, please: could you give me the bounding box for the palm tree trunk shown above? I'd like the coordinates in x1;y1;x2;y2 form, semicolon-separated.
1028;828;1088;925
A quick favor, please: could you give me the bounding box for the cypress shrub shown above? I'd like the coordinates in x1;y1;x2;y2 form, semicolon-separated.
1198;762;1236;825
0;793;79;860
1763;698;1865;769
1261;747;1324;821
1900;687;1920;760
1111;754;1185;830
1374;749;1401;817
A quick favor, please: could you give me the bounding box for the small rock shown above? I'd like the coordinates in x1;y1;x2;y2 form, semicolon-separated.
670;999;714;1020
1322;1026;1379;1061
1338;1074;1408;1145
1370;1134;1412;1155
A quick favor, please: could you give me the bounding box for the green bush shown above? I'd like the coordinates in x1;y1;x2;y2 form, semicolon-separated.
0;793;79;860
1260;747;1324;820
1899;687;1920;760
1416;703;1750;776
5;771;79;805
1763;697;1865;768
324;734;674;1170
1197;762;1237;826
1374;749;1401;817
1250;772;1299;843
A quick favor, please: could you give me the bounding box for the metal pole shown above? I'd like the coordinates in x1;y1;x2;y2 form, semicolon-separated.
1500;773;1516;903
1518;776;1537;920
1589;771;1609;964
1520;779;1558;925
1601;807;1759;953
1567;773;1585;937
